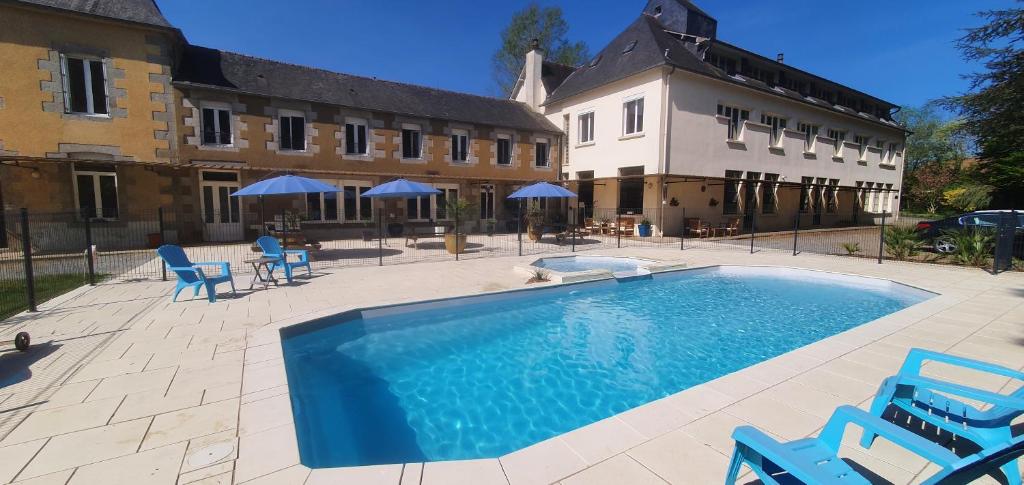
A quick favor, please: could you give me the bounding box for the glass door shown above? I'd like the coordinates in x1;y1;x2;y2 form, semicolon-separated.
200;171;243;241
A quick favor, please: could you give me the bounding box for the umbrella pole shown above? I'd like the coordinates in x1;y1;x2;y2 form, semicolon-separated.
259;196;265;236
378;206;383;266
517;198;522;257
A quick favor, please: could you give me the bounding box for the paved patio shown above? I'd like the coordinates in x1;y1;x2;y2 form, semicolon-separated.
0;245;1021;484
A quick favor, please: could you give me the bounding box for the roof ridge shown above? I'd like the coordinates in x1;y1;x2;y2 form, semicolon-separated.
199;46;528;106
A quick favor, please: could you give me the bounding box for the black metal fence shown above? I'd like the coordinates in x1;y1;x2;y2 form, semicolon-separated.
1;202;1020;321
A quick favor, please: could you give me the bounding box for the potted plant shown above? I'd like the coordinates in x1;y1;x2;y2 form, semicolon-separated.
526;205;544;241
637;217;653;237
443;197;475;254
485;218;497;236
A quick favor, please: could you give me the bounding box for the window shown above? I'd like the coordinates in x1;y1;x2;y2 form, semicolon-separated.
305;181;372;222
402;127;422;159
74;166;118;219
723;170;743;214
535;138;550;167
496;135;512;165
799;176;814;212
306;191;338;222
762;173;779;214
578;112;594;144
888;143;901;163
760;114;787;146
827;129;846;155
63;56;107;115
407;195;432;221
435;187;459;220
717;104;749;140
480;184;495;220
279;113;306;151
201;107;232;145
450;129;469;162
624;98;644;135
797;122;819;151
826;179;839;213
345;119;368;155
854;135;870;159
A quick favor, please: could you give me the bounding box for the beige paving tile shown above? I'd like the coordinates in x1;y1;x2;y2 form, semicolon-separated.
238;393;291;437
181;471;232;485
790;368;877;402
561;454;666;485
86;367;176;401
234;423;301;483
1;397;122;445
759;379;852;419
559;416;647;465
724;394;824;441
67;356;150;383
178;460;234;484
11;469;75;485
166;363;243;396
110;389;204;423
680;412;763;456
237;464;311;485
421;459;508;485
141;398;238;451
500;437;588;485
663;384;736;418
19;418;150;479
627;428;730;484
0;439;47;483
202;381;243;404
240;360;288;395
68;442;186;485
400;463;423;485
306;464;404;484
35;381;100;411
617;396;700;439
180;429;238;474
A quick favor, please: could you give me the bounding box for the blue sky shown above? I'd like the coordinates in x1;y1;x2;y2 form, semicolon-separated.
160;0;1012;107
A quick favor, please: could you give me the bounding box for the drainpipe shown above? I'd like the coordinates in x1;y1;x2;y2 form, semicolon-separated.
658;66;676;235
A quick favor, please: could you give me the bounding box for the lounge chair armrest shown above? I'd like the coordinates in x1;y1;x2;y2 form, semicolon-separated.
730;427;846;484
284;250;308;261
901;375;1024;409
167;266;200;273
192;261;232;275
898;348;1024;381
819;406;960;466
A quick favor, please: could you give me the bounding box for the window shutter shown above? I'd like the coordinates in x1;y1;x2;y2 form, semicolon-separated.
89;60;107;114
345;124;356;153
358;125;367;154
218;110;231;144
280;117;292;149
292;117;305;150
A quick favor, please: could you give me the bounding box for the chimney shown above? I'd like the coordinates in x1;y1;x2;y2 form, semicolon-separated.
522;38;544;111
776;53;784;63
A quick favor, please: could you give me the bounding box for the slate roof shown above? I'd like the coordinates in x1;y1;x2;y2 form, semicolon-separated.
10;0;173;28
175;45;560;134
543;14;904;131
541;61;577;94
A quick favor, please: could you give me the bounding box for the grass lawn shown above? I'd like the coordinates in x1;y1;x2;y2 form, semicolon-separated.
0;273;91;321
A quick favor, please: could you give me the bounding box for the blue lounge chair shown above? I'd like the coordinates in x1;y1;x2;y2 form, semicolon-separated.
156;245;236;302
726;405;1024;484
861;348;1023;485
256;236;311;283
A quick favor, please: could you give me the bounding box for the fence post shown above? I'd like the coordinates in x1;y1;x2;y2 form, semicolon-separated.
571;205;576;253
454;205;460;261
517;199;522;257
877;210;886;264
20;208;36;312
84;214;95;286
377;207;383;266
158;207;167;281
792;209;800;256
749;210;756;254
616;208;621;249
281;209;288;252
680;207;685;250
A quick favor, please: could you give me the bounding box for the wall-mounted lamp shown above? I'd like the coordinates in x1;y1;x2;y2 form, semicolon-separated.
30;169;40;179
700;184;706;192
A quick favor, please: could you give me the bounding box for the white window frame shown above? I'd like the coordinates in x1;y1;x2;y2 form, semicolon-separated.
72;168;118;220
717;104;749;140
200;102;233;146
760;113;787;147
534;137;550;168
797;122;819;152
60;54;109;116
433;184;460;221
278;109;306;151
496;133;513;166
451;129;469;162
854;134;870;159
344;117;369;155
623;96;644;136
827;128;846;156
578;111;595;144
401;122;423;160
887;143;901;164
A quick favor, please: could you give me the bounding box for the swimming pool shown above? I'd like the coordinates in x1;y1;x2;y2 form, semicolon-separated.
281;266;933;468
531;255;651;274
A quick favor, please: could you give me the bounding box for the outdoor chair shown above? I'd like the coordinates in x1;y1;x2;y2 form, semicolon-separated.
618;218;636;236
686;218;709;238
861;348;1024;485
720;218;741;237
584;218;598;235
727;405;1024;485
156;245;236;303
256;235;312;283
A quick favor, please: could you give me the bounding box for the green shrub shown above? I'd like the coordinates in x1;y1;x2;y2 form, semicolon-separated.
883;226;923;261
841;242;861;255
943;228;995;267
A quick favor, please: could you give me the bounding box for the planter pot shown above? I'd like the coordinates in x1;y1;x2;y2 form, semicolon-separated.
146;233;163;248
387;223;404;238
527;226;543;241
444;233;467;254
637;224;652;237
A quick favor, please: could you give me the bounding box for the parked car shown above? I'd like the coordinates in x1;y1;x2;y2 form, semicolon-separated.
915;210;1023;254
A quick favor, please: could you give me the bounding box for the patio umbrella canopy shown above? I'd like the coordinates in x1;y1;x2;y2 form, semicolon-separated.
362;178;441;198
231;174;347;197
507;182;577;199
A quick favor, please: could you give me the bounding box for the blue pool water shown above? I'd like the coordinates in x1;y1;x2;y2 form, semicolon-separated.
532;255;648;273
281;266;932;468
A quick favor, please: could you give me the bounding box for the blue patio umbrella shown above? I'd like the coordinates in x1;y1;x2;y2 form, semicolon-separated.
506;181;577;199
361;178;441;198
231;174;348;197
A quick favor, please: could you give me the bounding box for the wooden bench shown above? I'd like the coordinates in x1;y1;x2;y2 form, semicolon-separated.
404;225;446;249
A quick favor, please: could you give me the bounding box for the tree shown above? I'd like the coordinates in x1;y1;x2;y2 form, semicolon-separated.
942;183;994;212
943;4;1024;208
492;4;589;96
895;103;970;212
907;161;958;213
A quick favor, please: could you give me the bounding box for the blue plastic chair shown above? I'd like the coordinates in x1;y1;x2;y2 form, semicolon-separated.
156;245;236;302
726;405;1024;484
861;348;1024;485
256;236;311;283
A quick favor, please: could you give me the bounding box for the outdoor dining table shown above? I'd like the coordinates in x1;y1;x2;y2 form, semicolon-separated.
243;256;280;290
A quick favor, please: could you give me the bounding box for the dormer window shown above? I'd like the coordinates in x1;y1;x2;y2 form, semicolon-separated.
622;41;637;54
653;5;662;16
589;55;602;68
